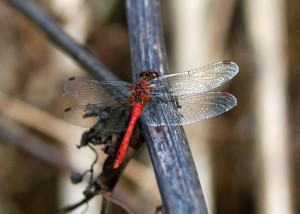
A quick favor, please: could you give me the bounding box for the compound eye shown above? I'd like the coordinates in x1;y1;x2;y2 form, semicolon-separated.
152;71;159;78
139;72;145;78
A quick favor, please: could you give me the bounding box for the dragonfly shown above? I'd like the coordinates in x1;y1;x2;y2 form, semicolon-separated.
63;60;239;169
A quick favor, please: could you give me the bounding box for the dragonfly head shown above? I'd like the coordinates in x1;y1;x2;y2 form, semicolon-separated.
139;69;159;81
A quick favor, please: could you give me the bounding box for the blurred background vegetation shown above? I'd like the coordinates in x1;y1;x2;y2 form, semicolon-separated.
0;0;299;213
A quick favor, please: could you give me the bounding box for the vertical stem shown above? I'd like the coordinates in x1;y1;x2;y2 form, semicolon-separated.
126;0;208;213
246;0;293;213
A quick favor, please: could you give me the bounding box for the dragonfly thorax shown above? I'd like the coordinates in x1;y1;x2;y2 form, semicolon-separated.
126;69;159;106
129;82;151;106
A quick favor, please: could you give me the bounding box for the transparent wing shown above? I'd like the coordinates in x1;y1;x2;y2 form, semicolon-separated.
64;77;132;103
148;61;239;97
141;92;237;126
63;99;131;132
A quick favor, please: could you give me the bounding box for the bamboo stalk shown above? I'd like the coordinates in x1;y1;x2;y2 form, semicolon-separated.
126;1;208;213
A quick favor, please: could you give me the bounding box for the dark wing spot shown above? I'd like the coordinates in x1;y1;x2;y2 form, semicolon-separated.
64;107;72;112
221;91;231;96
222;60;232;64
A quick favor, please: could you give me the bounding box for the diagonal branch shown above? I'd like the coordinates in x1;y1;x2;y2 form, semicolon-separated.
6;0;118;81
126;0;208;213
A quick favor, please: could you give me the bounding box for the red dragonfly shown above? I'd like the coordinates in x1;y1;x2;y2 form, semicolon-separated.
63;60;238;169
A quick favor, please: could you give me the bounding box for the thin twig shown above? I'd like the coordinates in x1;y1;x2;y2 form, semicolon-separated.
58;195;94;214
126;0;208;213
6;0;118;81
